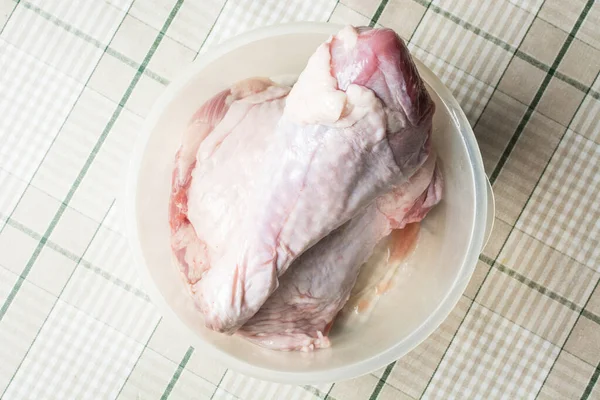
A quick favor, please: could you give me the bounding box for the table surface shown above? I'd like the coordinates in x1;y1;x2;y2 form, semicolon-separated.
0;0;599;399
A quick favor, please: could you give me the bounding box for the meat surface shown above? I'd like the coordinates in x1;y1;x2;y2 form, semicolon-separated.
188;26;436;333
170;78;290;285
238;155;442;350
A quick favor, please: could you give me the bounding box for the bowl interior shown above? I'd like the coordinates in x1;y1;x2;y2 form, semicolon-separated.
130;24;484;383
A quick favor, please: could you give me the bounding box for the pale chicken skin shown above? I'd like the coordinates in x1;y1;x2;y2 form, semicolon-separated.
168;26;439;345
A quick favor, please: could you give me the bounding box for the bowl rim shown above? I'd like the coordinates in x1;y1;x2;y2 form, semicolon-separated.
126;21;489;384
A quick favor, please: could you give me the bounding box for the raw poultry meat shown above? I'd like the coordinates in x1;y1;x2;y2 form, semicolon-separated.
193;26;435;333
170;78;289;285
238;155;442;351
169;25;438;342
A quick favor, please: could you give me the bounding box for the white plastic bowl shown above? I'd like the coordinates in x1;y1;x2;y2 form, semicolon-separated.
126;22;495;384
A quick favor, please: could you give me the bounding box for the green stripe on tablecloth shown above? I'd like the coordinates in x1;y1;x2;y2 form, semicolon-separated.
409;0;600;103
516;50;589;93
369;0;389;27
369;362;396;400
115;318;163;399
583;310;600;326
408;0;431;43
0;0;19;34
0;0;145;237
482;253;600;326
420;8;595;385
471;0;546;128
0;0;183;322
161;346;195;400
478;254;584;314
412;0;516;50
480;257;600;361
209;370;228;399
0;215;68;257
19;0;169;85
536;279;600;399
421;70;598;396
79;258;151;301
326;0;340;22
0;213;150;302
323;384;336;399
479;58;600;335
0;0;133;298
302;385;337;400
581;361;600;400
0;201;114;398
533;64;600;398
487;0;594;183
194;0;228;58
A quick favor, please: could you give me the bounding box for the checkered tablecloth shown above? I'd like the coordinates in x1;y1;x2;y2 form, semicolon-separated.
0;0;599;398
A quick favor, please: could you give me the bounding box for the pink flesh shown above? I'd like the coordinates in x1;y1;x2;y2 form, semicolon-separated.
331;27;433;127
